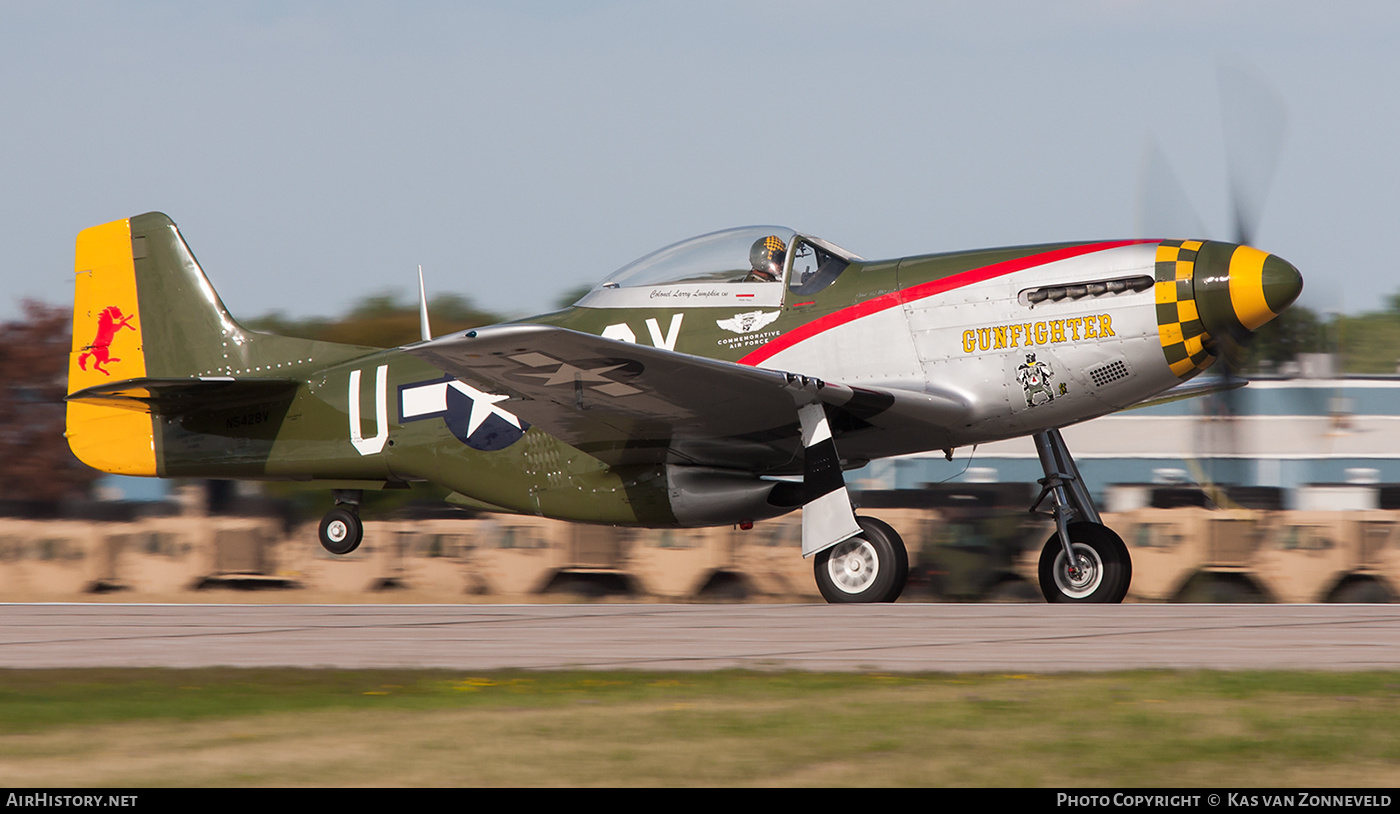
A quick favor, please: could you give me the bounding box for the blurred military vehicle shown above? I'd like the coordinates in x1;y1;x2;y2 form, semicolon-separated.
855;484;1049;601
1083;484;1398;603
4;480;1398;603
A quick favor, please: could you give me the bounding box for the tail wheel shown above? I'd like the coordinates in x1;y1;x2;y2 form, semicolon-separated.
318;507;363;555
1037;522;1131;603
814;517;908;604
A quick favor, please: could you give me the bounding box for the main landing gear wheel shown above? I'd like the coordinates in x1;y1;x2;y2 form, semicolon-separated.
814;516;909;604
318;507;363;555
1037;522;1131;603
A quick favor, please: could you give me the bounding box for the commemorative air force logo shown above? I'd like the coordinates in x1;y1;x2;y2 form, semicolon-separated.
717;310;780;334
78;305;136;376
1017;352;1056;407
399;377;528;451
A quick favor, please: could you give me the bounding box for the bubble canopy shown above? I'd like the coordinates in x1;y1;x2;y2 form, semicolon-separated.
573;226;862;309
599;226;798;289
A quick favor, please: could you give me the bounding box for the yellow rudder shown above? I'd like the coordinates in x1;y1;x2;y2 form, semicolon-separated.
66;218;157;476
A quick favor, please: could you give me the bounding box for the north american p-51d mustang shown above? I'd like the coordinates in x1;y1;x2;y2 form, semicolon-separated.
65;213;1302;602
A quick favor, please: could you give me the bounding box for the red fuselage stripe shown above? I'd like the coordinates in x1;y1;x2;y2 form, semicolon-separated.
738;240;1155;366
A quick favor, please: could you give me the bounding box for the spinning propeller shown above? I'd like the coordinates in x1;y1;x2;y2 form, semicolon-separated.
1138;60;1297;501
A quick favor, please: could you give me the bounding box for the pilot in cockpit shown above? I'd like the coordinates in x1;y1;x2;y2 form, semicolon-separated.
744;235;786;282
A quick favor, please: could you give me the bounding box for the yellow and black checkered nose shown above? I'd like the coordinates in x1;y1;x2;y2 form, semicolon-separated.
1154;240;1302;379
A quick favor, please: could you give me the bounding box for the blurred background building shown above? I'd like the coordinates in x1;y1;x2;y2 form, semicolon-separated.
858;368;1400;510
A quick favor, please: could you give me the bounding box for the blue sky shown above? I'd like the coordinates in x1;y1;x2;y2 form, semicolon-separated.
3;1;1396;323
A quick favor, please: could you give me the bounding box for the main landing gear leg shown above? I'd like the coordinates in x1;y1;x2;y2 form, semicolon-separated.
318;489;364;555
1029;429;1131;603
786;388;908;604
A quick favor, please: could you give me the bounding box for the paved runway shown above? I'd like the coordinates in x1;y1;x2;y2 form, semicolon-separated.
2;603;1397;672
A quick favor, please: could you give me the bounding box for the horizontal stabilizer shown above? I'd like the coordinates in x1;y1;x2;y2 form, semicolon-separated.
66;377;298;414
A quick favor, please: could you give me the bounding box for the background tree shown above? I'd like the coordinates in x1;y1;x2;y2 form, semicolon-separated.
1239;304;1329;373
0;302;101;503
1337;292;1400;374
246;292;502;348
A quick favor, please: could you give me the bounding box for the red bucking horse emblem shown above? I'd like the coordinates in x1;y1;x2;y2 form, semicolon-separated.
78;306;136;376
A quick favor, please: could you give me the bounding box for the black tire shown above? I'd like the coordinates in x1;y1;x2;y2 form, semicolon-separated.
318;507;363;555
1037;522;1131;603
814;517;909;603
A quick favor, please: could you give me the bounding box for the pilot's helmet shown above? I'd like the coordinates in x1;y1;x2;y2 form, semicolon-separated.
748;235;787;281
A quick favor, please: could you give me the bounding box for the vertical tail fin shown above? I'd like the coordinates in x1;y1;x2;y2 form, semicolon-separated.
67;212;373;476
88;212;266;378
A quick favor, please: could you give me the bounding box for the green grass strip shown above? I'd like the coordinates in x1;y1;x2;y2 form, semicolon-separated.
0;669;1396;786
